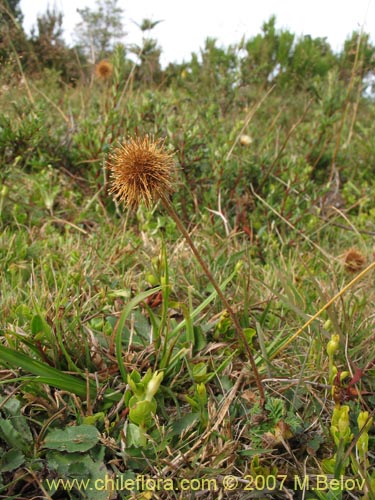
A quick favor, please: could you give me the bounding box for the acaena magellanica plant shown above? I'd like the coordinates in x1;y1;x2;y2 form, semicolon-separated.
107;135;265;405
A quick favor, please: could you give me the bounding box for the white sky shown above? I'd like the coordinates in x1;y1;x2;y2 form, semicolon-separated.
20;0;375;66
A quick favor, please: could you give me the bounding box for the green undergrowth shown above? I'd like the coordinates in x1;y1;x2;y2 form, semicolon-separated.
1;46;375;500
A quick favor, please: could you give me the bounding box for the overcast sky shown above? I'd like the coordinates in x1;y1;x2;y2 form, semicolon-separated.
20;0;375;66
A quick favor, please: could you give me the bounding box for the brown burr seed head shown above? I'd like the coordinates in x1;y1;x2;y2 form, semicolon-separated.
95;60;113;79
343;249;366;273
107;136;175;208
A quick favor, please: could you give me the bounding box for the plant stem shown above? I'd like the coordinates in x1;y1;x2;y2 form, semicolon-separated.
161;195;265;406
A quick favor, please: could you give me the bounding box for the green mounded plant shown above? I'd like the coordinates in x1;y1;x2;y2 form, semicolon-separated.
320;334;375;500
124;369;164;447
107;134;265;405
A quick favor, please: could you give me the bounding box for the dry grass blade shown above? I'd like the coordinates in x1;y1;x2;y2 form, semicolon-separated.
161;369;245;475
271;260;375;359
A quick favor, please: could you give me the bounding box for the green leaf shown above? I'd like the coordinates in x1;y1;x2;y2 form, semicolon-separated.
0;397;33;444
46;450;108;500
193;325;206;351
171;413;199;436
169;269;238;337
43;425;100;452
31;314;51;338
0;345;120;403
125;422;143;447
129;399;156;426
0;449;25;472
46;450;86;475
191;362;207;383
114;287;161;381
0;418;31;452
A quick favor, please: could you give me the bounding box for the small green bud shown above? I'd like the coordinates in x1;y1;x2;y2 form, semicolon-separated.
146;273;159;286
327;334;340;357
358;411;372;432
323;319;332;331
339;371;350;382
145;370;163;401
234;260;244;273
357;411;371;462
357;433;369;460
331;405;352;446
127;372;144;398
337;406;350;434
129;399;156;426
196;383;207;405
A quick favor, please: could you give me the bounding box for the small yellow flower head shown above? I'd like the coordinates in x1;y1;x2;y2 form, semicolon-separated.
107;135;175;209
95;59;113;80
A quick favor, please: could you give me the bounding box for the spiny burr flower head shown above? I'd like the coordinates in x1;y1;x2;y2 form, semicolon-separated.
95;59;113;79
107;135;175;208
343;248;366;273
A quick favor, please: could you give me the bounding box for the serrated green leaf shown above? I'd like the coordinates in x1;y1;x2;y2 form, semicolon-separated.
0;449;25;472
0;418;30;452
1;398;33;443
43;425;100;452
46;450;108;500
